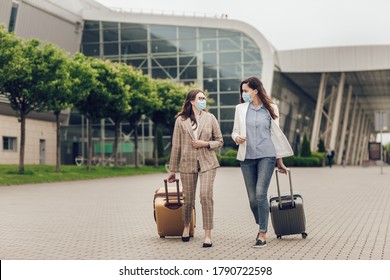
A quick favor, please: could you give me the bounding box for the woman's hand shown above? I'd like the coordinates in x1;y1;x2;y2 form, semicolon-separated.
276;158;288;174
167;172;176;183
235;136;246;144
192;140;209;148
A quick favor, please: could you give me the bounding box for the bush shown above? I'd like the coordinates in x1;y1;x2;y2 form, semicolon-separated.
300;133;312;157
224;149;238;157
317;138;326;152
145;156;169;166
282;156;321;167
219;156;240;166
311;152;326;166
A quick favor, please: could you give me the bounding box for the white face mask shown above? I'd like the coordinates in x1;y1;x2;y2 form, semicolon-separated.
242;91;252;103
196;99;207;110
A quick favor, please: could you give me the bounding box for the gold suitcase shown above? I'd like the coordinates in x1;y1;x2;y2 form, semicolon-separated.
154;179;195;238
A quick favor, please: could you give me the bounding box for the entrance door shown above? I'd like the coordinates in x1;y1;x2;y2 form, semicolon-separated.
39;139;46;164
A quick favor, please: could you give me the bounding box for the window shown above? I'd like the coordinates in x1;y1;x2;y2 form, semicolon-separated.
3;137;17;151
8;3;19;32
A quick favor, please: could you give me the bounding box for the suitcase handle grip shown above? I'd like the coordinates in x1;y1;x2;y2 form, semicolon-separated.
163;179;182;206
275;169;295;209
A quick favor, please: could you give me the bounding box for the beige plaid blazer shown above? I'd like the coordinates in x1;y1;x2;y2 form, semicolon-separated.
169;112;223;173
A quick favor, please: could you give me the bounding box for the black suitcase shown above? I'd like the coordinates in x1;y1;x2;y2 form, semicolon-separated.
269;169;308;239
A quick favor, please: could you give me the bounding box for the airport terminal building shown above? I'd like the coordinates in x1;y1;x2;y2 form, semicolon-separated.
1;0;389;166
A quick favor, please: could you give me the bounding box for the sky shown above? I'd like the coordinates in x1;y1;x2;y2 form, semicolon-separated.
94;0;390;50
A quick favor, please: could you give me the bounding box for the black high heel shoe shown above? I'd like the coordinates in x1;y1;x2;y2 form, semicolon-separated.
181;236;190;242
202;242;212;248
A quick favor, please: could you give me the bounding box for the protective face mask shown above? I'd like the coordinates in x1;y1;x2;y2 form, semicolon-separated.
242;91;252;103
196;99;207;110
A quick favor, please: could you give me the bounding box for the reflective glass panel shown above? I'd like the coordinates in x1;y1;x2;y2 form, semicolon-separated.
244;50;261;62
121;41;147;55
203;79;218;92
104;43;119;55
152;67;177;79
102;22;118;29
125;58;147;68
203;67;217;78
82;44;100;56
180;66;197;79
220;93;240;106
220;64;241;78
179;56;197;66
179;27;196;38
121;27;147;41
82;30;100;43
243;63;262;77
103;29;118;42
220;79;240;92
202;39;216;51
219;51;241;65
84;21;99;30
199;28;216;38
219;37;241;51
150;26;176;40
151;40;177;53
220;108;235;120
179;39;197;52
202;53;217;65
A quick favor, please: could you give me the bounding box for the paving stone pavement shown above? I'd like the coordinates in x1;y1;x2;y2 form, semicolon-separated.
0;166;389;260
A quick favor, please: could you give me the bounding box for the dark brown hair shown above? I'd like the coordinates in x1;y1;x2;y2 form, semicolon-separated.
177;89;204;129
239;77;277;119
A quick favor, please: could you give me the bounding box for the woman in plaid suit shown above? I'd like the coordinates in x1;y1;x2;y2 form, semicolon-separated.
167;89;223;248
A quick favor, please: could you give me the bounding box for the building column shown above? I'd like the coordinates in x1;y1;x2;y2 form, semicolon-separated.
361;122;371;164
355;115;367;165
345;97;358;165
329;73;345;151
337;85;352;165
356;117;369;165
311;73;327;151
323;86;337;147
351;108;363;165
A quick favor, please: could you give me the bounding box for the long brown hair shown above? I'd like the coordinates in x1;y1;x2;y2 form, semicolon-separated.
177;89;204;129
240;77;277;119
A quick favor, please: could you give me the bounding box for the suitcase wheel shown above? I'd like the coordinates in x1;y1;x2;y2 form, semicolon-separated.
160;236;165;238
277;235;282;239
302;232;308;239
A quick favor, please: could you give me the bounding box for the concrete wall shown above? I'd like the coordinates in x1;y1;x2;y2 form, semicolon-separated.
15;0;82;54
0;0;12;29
0;114;56;165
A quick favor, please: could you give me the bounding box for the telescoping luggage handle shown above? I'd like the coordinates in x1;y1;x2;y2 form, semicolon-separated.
163;179;182;208
275;169;295;208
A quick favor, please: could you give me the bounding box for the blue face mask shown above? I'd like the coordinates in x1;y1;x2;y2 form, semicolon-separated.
196;99;207;111
242;91;252;103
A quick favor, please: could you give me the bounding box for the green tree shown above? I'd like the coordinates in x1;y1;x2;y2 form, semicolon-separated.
0;28;53;172
69;53;103;170
148;79;188;167
117;64;159;167
317;138;326;152
156;127;164;158
35;43;72;172
98;61;130;167
300;133;312;157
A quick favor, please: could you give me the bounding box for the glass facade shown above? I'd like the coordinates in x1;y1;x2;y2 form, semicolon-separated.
81;21;263;149
271;72;316;155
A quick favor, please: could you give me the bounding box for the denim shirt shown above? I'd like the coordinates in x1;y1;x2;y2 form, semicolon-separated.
245;103;276;159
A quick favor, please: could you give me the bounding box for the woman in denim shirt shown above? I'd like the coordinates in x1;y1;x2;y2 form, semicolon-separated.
232;77;288;248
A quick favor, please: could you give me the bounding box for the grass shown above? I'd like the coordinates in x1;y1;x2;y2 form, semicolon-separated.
0;164;166;186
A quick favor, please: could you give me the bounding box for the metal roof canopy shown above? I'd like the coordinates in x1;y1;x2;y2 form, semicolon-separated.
282;69;390;118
